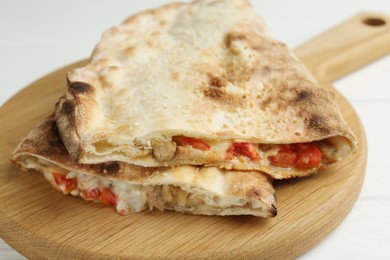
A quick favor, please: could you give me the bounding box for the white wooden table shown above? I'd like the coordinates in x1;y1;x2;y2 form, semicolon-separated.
1;0;389;259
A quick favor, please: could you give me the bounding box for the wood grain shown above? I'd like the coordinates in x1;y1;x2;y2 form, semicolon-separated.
1;11;389;259
295;12;390;83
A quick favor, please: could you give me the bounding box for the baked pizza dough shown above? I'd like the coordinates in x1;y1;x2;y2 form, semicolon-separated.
55;0;357;179
12;118;277;217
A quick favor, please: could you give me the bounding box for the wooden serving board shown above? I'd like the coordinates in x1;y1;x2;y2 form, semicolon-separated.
0;12;389;259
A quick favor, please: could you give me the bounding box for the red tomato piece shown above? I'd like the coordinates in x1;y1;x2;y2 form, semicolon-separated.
226;142;261;161
180;137;211;151
268;145;297;167
83;188;101;199
292;143;322;168
52;173;67;185
64;178;78;193
268;143;322;168
100;188;117;206
52;173;77;193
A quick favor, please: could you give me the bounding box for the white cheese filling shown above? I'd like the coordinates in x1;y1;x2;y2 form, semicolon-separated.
41;168;254;215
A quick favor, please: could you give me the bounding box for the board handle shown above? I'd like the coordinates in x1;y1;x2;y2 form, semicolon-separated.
294;12;390;82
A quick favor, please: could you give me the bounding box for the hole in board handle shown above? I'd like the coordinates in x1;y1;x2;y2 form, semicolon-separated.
362;17;386;26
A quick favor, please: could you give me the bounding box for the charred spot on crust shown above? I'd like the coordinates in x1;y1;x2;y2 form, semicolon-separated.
98;162;121;176
30;118;69;158
49;119;60;138
47;133;65;153
308;114;331;135
69;82;94;95
61;100;75;115
208;74;225;88
224;32;247;48
271;204;278;217
204;87;225;99
224;32;248;55
203;73;249;108
204;74;227;99
261;66;272;76
54;97;82;161
296;90;312;102
247;188;261;198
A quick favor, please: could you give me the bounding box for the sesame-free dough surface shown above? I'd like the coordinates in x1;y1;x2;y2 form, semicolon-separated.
55;0;357;179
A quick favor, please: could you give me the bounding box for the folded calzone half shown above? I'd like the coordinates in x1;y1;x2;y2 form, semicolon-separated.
55;0;357;179
12;118;277;217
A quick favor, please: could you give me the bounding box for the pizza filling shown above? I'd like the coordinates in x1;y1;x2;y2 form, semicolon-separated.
175;136;211;151
268;143;322;169
52;172;78;193
43;168;253;215
225;142;261;161
171;136;323;169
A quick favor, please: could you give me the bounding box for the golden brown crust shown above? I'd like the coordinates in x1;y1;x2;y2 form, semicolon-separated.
54;0;357;176
55;96;83;162
229;170;277;216
12;117;153;179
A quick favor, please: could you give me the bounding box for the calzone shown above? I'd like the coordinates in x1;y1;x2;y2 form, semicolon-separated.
12;118;277;217
55;0;357;179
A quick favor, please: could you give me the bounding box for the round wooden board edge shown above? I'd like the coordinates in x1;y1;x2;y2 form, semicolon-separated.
0;61;368;260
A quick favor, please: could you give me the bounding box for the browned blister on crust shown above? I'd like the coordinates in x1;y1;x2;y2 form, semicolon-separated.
54;0;357;179
12;118;277;217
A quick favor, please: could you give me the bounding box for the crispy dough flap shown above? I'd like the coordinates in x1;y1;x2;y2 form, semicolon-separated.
12;118;277;217
55;0;357;172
